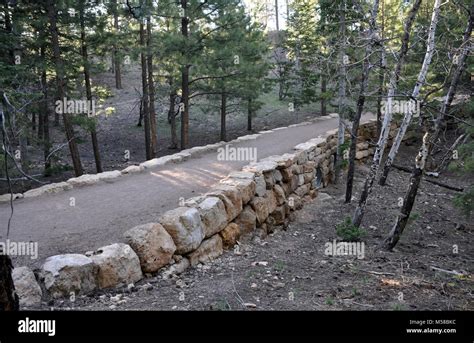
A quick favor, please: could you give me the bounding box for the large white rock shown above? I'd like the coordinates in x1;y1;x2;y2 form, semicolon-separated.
243;160;277;174
197;197;228;237
183;195;206;207
188;235;223;266
91;243;143;289
220;177;256;204
67;174;100;187
121;165;144;174
207;185;243;222
228;171;255;179
294;141;318;152
261;154;295;169
124;223;176;273
159;207;205;254
41;254;98;298
13;266;42;306
140;155;183;169
97;170;122;182
23;182;72;198
0;193;23;203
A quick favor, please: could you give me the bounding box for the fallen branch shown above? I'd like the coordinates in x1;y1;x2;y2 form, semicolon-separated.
343;299;375;308
430;266;465;276
392;164;464;192
360;270;395;276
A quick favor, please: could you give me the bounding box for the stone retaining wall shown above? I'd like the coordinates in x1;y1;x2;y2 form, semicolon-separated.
12;116;398;306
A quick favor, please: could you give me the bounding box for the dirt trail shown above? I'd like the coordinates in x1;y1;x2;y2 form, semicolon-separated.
0;114;374;267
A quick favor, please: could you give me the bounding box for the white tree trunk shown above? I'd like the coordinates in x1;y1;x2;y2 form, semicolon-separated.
383;5;473;250
335;0;346;183
352;0;422;227
379;0;442;185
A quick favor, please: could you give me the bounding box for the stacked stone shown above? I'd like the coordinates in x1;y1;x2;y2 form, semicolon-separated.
13;120;379;304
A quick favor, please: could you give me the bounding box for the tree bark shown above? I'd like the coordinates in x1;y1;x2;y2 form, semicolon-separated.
168;81;178;149
379;0;441;186
147;10;157;158
140;18;152;160
352;0;421;227
40;43;51;174
335;1;346;184
112;0;122;89
274;0;279;32
345;0;379;203
180;0;190;150
383;133;428;250
376;0;385;138
220;90;227;142
47;0;83;176
80;0;103;173
320;74;327;117
247;98;253;131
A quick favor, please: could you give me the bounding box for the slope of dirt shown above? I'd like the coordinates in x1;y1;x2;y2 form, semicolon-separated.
28;143;473;311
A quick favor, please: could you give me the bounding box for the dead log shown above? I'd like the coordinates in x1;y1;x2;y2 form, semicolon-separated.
392;164;464;192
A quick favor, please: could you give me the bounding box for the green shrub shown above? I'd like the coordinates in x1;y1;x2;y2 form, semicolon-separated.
336;217;366;241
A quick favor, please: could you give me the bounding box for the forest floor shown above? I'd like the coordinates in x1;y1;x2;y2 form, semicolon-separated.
29;142;473;311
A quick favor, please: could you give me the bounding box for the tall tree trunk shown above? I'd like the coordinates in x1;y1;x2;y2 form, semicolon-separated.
335;1;346;184
40;43;51;174
32;113;36;134
37;42;44;142
247;98;253;131
383;133;429;249
376;0;385;138
352;0;422;227
383;4;473;250
2;0;14;64
112;0;122;89
274;0;279;32
345;0;380;203
180;0;190;150
320;74;327;117
168;81;178;149
137;98;143;127
220;91;227;142
140;18;151;160
379;0;441;186
80;0;102;173
147;10;157;158
47;0;83;176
